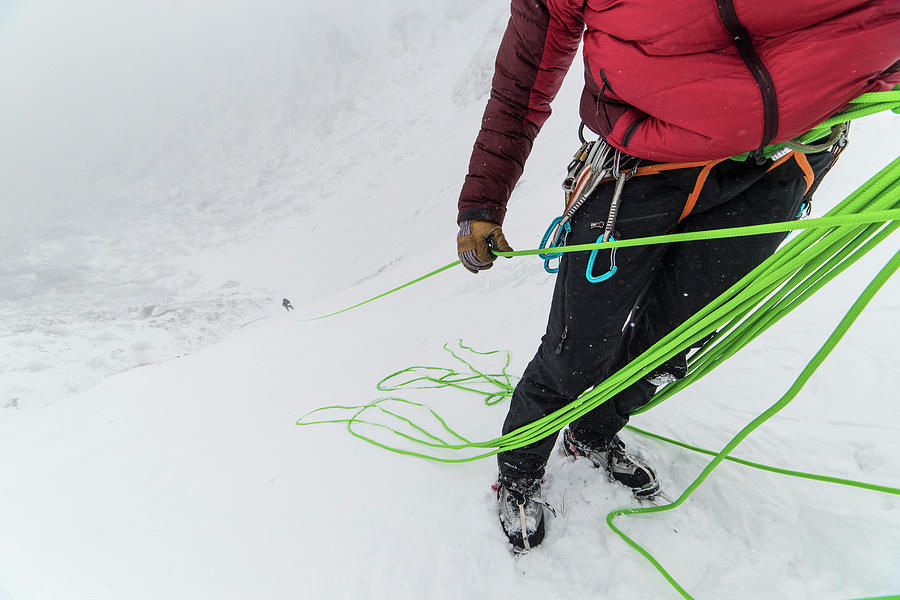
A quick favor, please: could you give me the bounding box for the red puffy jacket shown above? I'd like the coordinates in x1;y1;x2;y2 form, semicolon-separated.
458;0;900;225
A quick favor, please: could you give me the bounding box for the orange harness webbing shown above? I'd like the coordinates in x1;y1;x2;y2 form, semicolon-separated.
562;152;813;225
677;158;730;222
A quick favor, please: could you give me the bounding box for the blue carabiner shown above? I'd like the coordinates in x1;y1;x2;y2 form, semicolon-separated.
586;233;618;283
538;216;571;274
538;216;564;259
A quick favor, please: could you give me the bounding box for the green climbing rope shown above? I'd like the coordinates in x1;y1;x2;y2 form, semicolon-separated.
294;98;900;598
294;209;900;324
298;155;900;461
295;155;900;597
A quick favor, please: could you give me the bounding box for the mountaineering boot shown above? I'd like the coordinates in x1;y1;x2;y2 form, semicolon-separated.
562;429;660;499
496;477;545;553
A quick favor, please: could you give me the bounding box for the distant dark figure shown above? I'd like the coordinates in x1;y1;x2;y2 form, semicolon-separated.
282;298;294;312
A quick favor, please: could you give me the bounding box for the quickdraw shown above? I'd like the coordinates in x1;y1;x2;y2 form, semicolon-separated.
538;136;640;282
538;137;614;274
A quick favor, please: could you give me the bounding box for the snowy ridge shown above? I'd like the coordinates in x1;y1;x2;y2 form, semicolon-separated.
1;1;899;598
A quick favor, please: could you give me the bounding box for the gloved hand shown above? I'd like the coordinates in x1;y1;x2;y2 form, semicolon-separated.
456;220;514;273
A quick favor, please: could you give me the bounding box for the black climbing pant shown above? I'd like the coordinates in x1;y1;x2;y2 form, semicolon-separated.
498;151;835;483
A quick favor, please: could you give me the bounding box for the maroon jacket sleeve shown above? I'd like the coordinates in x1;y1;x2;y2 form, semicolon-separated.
457;0;585;225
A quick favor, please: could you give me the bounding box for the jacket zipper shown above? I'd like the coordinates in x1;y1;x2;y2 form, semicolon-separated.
599;68;616;96
622;115;648;147
715;0;778;149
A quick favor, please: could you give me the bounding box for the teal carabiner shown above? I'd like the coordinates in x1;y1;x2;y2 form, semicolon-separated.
538;216;571;274
586;233;618;283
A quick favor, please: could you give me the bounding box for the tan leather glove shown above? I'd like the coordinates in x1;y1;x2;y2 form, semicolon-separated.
456;220;514;273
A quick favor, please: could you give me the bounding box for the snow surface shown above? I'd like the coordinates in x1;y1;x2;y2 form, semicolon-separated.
1;1;899;598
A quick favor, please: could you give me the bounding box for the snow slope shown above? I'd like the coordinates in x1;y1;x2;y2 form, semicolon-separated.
1;1;899;598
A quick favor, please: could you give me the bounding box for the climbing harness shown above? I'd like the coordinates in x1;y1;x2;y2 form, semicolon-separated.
540;117;854;285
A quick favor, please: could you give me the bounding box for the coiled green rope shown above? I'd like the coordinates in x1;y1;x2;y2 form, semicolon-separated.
606;247;900;600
